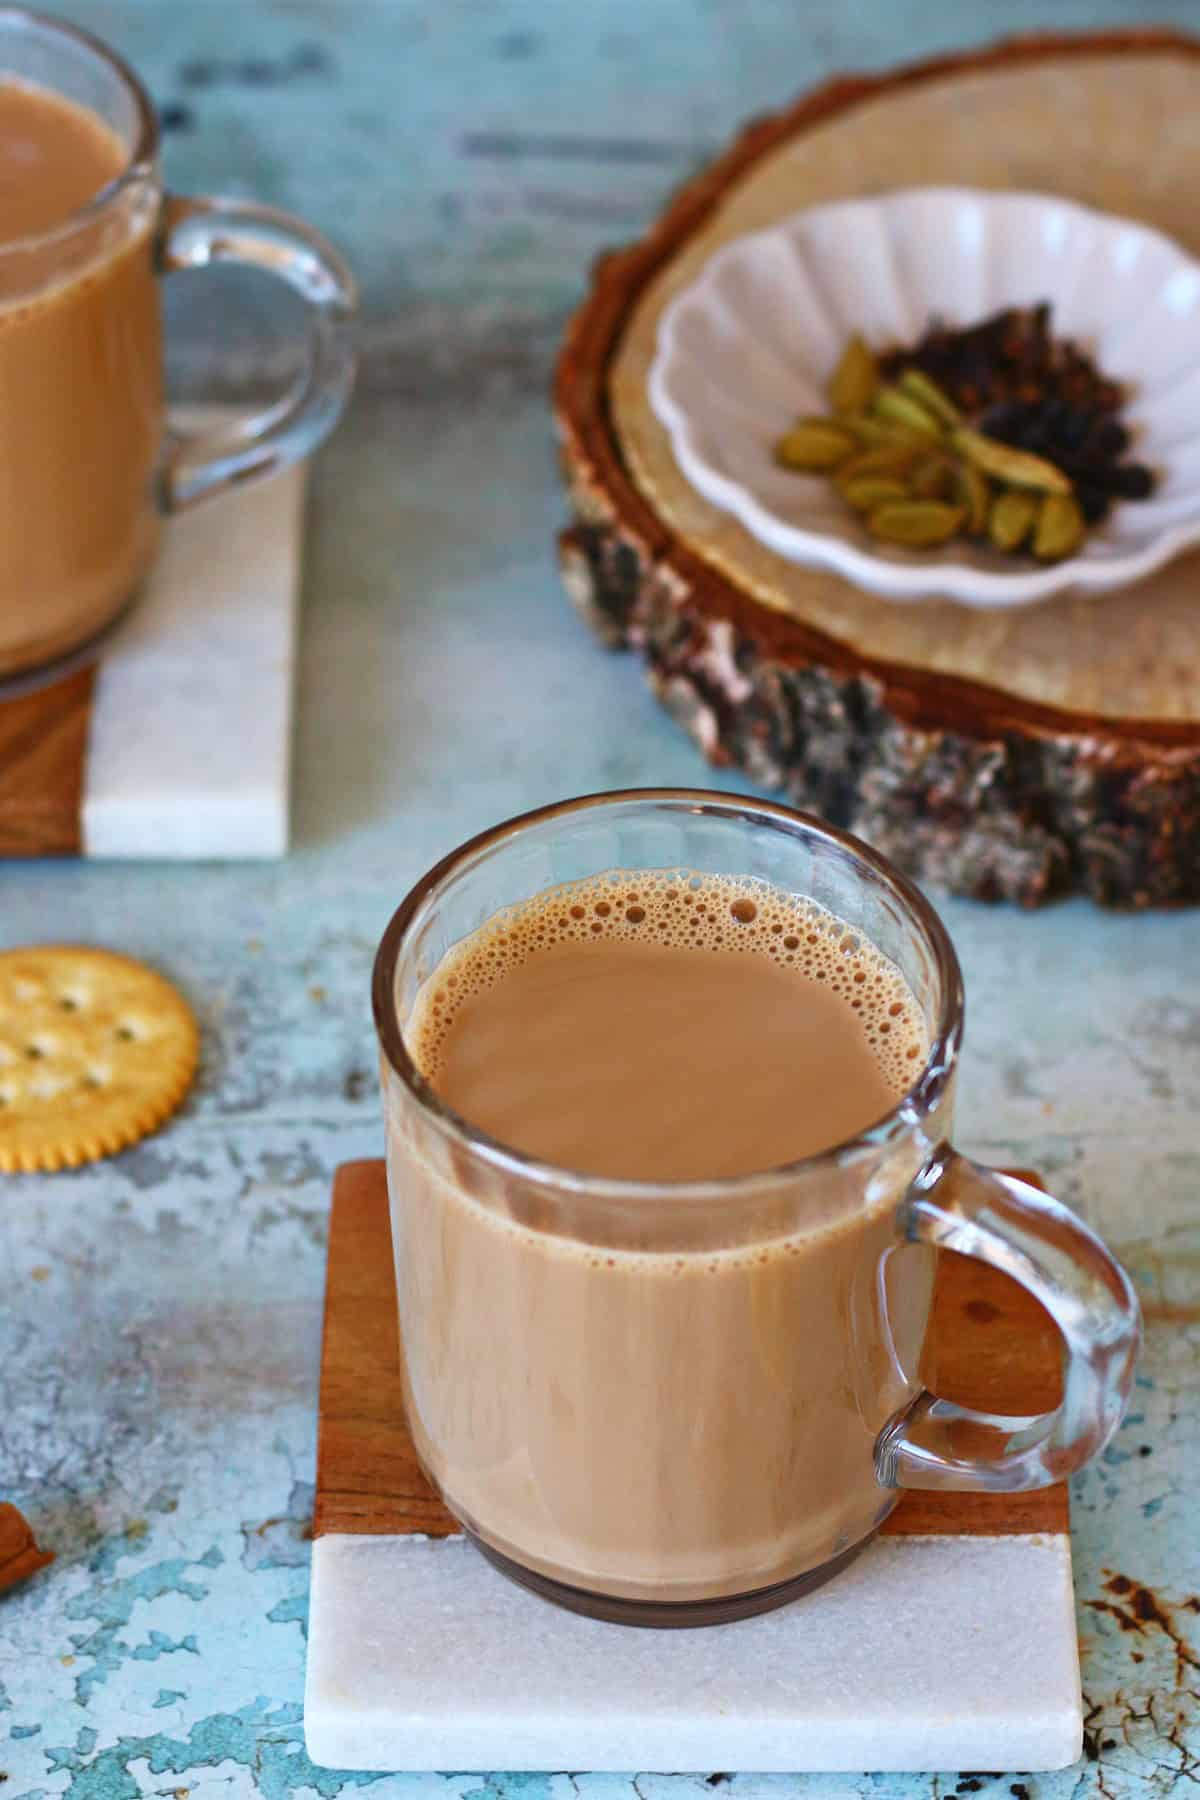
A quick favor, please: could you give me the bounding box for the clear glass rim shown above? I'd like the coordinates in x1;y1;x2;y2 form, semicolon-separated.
0;5;159;256
371;789;965;1204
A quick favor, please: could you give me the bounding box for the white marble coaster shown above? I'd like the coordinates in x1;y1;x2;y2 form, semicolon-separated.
80;443;306;860
304;1529;1082;1774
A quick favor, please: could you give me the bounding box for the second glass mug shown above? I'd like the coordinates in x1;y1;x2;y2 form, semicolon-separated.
0;7;356;679
373;791;1141;1626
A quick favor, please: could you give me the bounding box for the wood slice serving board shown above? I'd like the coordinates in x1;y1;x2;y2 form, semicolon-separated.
305;1159;1079;1773
555;30;1200;909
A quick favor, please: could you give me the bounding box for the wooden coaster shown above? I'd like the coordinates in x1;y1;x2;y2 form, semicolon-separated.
306;1160;1078;1773
555;30;1200;907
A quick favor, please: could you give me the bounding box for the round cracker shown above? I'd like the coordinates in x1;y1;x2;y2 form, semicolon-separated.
0;947;198;1172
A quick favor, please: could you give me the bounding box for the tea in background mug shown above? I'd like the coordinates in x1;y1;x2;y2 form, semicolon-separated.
372;791;1141;1626
0;7;355;679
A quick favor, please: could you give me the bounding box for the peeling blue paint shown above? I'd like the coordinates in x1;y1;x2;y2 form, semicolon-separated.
462;1779;558;1800
63;1558;209;1705
241;1482;315;1573
38;1703;364;1800
43;1702;384;1800
130;1630;199;1662
266;1594;308;1639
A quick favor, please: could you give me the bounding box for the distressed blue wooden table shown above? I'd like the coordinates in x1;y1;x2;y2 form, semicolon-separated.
2;3;1198;1795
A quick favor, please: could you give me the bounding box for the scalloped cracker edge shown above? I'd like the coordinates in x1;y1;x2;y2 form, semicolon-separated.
0;946;198;1173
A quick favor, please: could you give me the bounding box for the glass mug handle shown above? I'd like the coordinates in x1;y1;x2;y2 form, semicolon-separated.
156;195;357;510
876;1147;1141;1492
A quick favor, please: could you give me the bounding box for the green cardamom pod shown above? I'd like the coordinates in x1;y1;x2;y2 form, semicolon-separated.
953;428;1072;495
908;454;955;502
1033;492;1085;561
873;385;944;441
838;445;918;482
848;414;930;450
898;368;963;427
956;461;991;536
867;500;966;547
839;475;911;513
988;488;1037;551
774;419;859;471
828;334;879;416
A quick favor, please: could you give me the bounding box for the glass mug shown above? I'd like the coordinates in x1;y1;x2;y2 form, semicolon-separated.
0;7;355;680
373;791;1140;1626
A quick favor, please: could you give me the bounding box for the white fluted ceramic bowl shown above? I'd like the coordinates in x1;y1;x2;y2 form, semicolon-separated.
648;187;1200;608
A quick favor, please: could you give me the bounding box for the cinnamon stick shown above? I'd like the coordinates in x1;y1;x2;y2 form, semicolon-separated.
0;1502;53;1592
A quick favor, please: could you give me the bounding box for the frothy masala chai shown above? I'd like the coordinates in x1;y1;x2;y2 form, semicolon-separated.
389;872;934;1604
0;81;162;675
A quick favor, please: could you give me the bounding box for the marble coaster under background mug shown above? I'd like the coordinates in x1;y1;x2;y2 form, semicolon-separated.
0;411;305;860
305;1161;1082;1774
